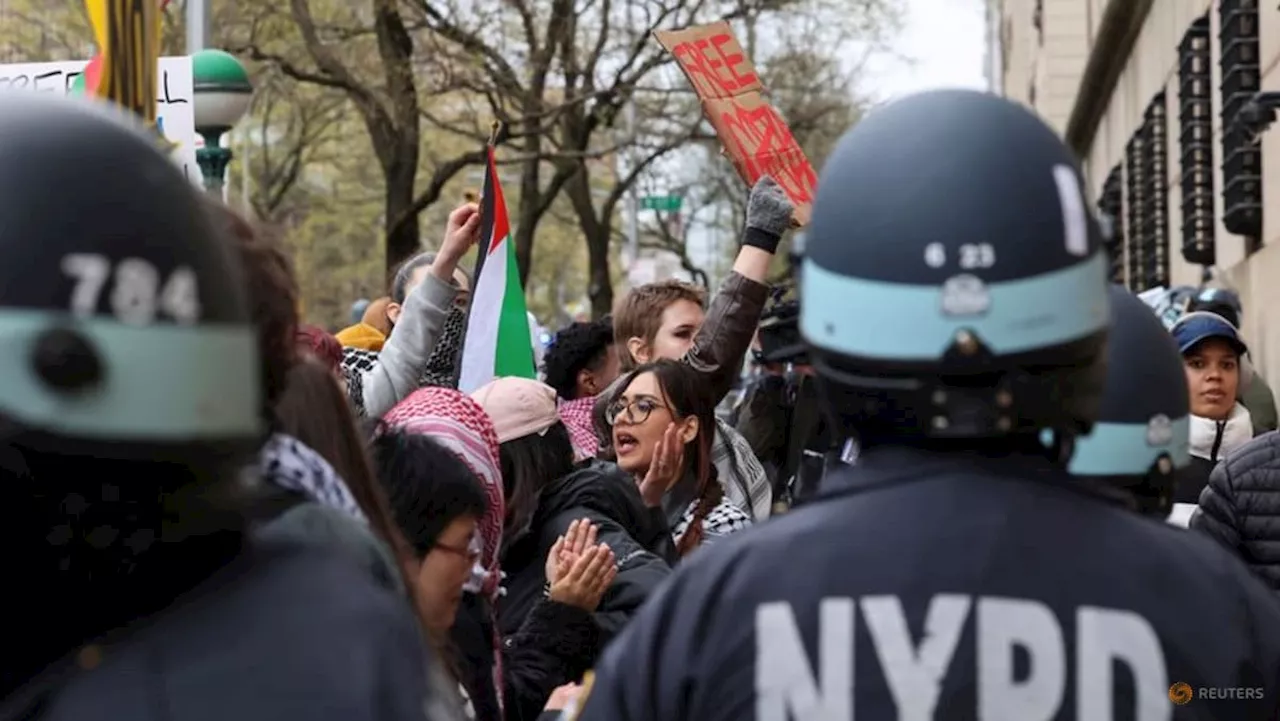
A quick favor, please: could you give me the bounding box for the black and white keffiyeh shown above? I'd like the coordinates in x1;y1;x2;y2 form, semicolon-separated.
258;433;367;524
339;306;468;418
671;497;752;546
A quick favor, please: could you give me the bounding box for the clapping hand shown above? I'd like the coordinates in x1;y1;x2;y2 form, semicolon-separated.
546;518;599;583
548;544;617;611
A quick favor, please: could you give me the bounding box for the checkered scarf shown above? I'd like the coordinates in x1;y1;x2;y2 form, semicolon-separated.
671;496;753;545
558;395;599;459
340;306;469;418
258;433;366;523
382;387;505;599
712;418;773;521
381;386;506;717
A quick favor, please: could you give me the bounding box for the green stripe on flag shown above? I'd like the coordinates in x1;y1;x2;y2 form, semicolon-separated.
494;236;536;379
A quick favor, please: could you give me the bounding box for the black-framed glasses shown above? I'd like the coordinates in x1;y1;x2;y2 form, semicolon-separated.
606;398;669;427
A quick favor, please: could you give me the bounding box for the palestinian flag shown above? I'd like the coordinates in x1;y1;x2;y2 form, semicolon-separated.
456;146;536;393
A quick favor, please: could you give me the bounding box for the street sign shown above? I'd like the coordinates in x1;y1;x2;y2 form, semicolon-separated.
641;195;683;211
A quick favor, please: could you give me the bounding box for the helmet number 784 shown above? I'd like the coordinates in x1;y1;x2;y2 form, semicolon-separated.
61;253;201;326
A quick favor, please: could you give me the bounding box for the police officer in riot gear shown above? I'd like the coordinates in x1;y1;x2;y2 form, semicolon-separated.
735;234;839;509
1067;285;1191;518
574;90;1280;720
0;95;432;719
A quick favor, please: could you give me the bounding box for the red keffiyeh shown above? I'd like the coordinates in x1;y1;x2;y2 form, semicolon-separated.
383;387;506;715
383;387;505;598
558;394;599;459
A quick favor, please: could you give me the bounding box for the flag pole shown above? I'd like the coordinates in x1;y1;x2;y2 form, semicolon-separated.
448;120;505;388
474;120;505;278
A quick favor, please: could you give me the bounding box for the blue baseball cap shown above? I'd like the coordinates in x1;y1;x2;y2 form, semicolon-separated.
1171;312;1248;356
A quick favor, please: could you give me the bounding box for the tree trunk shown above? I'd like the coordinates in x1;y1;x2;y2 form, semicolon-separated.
383;149;421;277
562;167;613;318
511;102;549;288
513;161;541;290
586;228;613;318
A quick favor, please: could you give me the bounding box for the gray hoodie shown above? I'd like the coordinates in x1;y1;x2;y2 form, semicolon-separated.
363;273;458;418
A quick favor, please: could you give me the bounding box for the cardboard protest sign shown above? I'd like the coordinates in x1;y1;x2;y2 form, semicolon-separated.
0;57;199;186
655;20;818;226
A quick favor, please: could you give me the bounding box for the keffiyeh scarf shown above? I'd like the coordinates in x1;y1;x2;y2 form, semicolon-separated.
421;305;467;388
340;306;468;417
382;387;505;715
258;433;367;524
382;387;505;598
558;395;599;459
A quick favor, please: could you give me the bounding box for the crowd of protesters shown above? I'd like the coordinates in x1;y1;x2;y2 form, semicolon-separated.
8;84;1280;721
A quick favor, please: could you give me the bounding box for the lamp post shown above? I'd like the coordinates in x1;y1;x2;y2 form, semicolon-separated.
192;49;252;198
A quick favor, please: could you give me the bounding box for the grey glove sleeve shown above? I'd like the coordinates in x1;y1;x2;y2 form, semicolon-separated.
743;175;794;252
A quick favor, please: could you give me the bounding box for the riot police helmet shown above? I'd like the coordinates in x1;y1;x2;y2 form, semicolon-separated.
0;93;262;464
1068;285;1189;516
800;89;1109;440
1188;287;1244;327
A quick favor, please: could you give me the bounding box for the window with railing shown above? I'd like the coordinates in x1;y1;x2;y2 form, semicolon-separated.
1141;93;1171;290
1097;165;1125;284
1124;92;1171;292
1124;132;1146;291
1179;14;1215;267
1219;0;1263;246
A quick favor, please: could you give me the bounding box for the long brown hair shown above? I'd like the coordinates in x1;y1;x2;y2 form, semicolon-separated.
201;198;298;419
275;358;415;589
615;359;721;556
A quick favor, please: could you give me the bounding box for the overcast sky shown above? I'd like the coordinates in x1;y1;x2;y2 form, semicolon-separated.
861;0;989;101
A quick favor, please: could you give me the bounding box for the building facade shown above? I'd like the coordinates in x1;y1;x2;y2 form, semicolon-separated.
994;0;1280;383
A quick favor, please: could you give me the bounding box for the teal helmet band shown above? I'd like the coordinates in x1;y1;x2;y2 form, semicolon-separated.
1067;285;1191;516
0;93;263;459
0;310;260;442
1068;417;1191;477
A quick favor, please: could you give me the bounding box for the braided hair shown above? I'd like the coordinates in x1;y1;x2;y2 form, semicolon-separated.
543;317;614;400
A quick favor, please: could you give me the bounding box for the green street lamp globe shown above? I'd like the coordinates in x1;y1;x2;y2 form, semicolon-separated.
192;49;252;196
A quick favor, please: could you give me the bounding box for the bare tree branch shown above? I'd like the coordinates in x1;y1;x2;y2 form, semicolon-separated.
385;148;491;240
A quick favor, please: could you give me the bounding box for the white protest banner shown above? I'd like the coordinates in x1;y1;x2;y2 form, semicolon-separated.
0;57;198;187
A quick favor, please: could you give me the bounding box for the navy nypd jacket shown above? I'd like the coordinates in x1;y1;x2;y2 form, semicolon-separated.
575;446;1280;721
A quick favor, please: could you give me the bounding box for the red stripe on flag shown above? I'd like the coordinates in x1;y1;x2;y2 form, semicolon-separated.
84;53;104;95
485;146;510;256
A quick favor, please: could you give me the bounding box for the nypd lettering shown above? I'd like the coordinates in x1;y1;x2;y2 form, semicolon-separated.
756;595;1168;721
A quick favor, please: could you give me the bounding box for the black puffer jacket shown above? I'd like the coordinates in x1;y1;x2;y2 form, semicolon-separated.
499;460;673;646
1191;431;1280;590
452;592;600;721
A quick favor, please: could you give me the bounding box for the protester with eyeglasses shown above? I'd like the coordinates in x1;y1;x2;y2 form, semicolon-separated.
608;360;753;556
470;378;671;648
370;431;488;645
369;430;492;721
